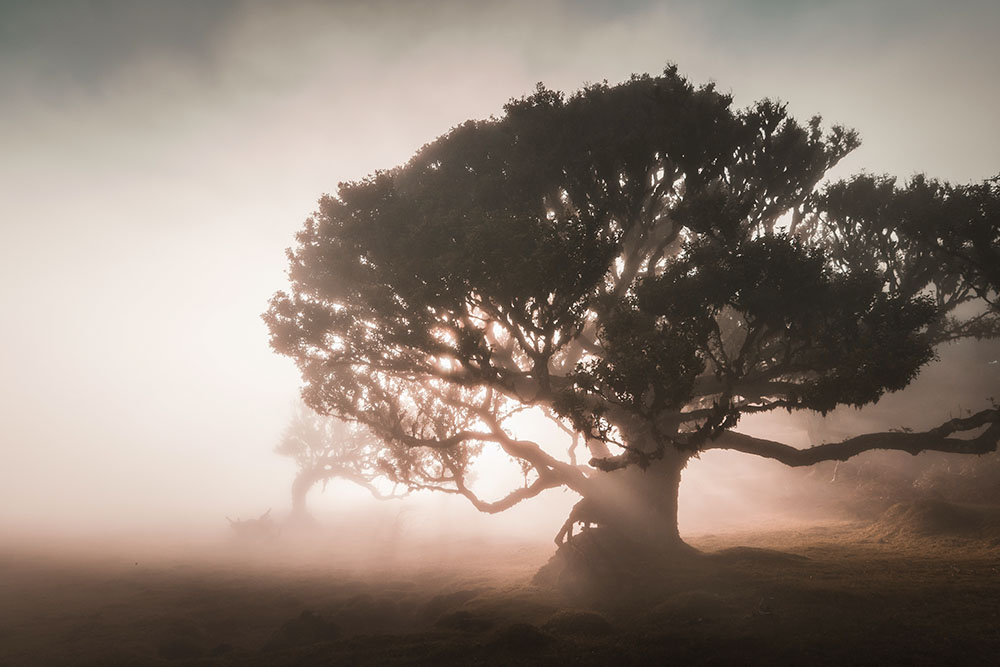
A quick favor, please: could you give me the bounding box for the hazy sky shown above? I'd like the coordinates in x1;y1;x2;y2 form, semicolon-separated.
1;0;998;533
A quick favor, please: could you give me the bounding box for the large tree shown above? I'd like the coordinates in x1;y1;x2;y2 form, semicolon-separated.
264;68;1000;556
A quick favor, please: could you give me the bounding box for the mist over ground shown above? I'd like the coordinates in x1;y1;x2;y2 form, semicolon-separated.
5;335;996;562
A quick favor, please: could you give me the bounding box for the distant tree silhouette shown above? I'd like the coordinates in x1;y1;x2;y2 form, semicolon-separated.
264;67;999;560
276;402;400;524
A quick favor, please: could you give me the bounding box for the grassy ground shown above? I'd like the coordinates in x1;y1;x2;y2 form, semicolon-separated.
2;507;999;666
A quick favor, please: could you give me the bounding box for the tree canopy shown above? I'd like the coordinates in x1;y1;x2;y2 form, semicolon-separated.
264;67;1000;549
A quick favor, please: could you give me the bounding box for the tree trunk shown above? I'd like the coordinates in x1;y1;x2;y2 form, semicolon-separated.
289;468;324;524
572;444;690;552
597;447;688;547
536;442;693;594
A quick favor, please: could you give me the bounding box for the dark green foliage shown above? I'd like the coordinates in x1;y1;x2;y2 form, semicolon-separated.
266;68;866;428
575;302;704;416
599;234;937;417
815;173;1000;337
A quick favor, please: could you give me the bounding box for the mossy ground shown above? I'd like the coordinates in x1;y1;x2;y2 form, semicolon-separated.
3;505;999;666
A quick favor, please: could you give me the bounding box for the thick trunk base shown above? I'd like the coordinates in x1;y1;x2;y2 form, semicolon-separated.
538;443;695;601
534;527;700;603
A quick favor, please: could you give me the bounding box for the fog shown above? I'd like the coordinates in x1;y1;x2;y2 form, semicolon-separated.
2;0;999;554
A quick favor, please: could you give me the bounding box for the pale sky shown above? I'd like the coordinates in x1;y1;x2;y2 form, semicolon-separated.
1;0;998;534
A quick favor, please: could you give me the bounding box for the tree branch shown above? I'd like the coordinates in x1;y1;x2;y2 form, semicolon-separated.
339;470;407;500
704;408;1000;466
478;411;592;492
448;474;562;514
388;428;497;450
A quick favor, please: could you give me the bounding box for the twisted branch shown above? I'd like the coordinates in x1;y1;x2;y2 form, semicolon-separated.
704;408;1000;466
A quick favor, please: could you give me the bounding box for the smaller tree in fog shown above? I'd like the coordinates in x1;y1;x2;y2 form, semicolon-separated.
276;402;402;524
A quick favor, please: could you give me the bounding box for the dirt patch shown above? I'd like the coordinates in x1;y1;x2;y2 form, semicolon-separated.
263;610;339;652
155;617;209;660
710;546;811;564
488;622;554;653
422;588;485;620
650;590;732;622
435;610;494;632
542;610;615;636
